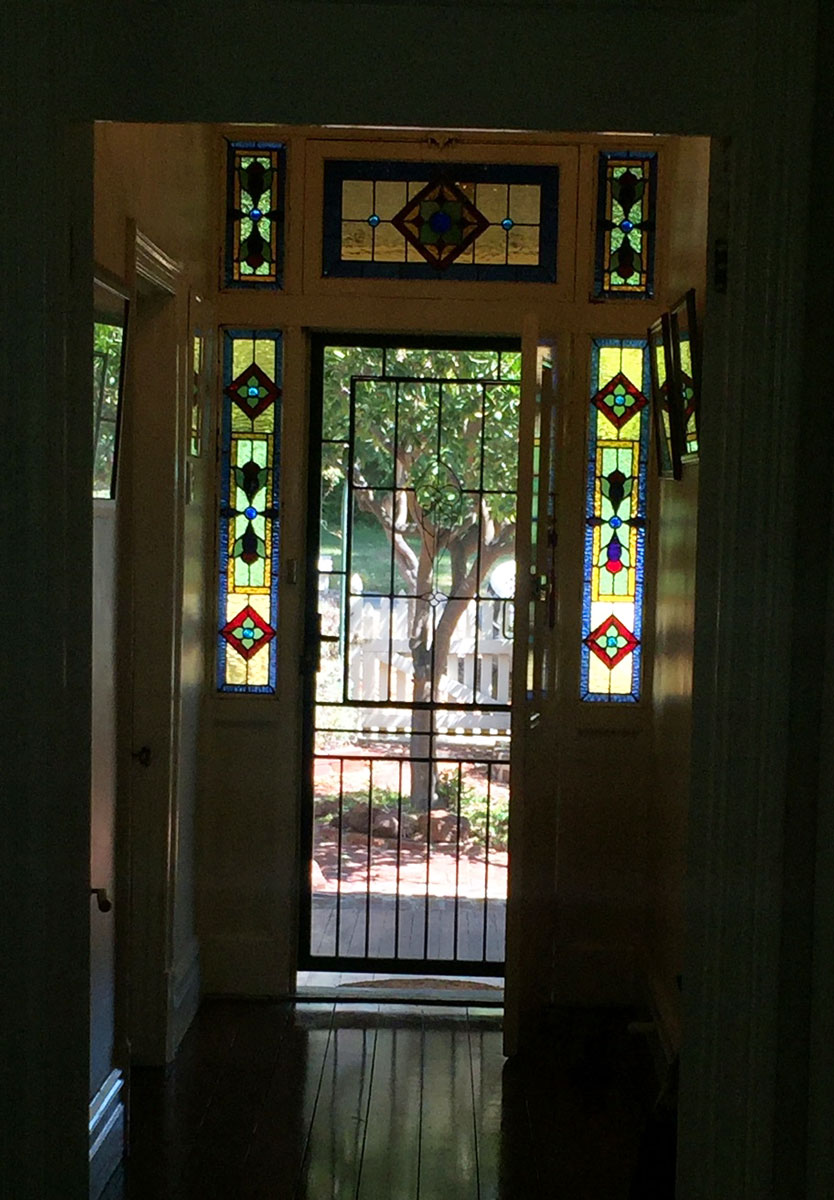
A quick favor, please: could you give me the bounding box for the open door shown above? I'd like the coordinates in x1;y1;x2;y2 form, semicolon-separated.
504;325;563;1055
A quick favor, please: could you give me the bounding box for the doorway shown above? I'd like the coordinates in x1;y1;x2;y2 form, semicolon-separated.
300;336;521;976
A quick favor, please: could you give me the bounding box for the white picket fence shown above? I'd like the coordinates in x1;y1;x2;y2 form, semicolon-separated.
346;595;513;735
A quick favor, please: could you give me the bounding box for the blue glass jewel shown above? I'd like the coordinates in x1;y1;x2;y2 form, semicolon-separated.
250;208;263;220
501;217;514;231
244;506;257;520
429;210;453;233
248;386;260;397
610;516;622;528
620;219;634;232
367;214;381;227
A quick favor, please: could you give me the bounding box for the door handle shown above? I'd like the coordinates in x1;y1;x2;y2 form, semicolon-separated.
90;887;112;913
132;745;151;767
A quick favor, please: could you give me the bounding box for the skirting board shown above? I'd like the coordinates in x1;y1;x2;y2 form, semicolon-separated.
89;1069;124;1200
170;936;201;1055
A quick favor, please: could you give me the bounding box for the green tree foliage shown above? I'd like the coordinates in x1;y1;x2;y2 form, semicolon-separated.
93;322;124;497
321;345;520;806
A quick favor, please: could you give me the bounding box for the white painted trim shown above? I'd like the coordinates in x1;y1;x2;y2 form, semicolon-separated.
135;229;183;295
89;1069;124;1200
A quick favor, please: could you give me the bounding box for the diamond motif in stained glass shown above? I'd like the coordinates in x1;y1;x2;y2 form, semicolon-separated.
591;371;647;430
585;614;638;668
221;604;276;660
225;363;281;419
392;178;490;269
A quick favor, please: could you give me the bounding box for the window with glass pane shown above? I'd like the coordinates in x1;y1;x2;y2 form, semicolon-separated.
225;142;285;287
217;329;282;692
581;338;650;702
93;321;125;498
594;150;657;298
322;160;559;281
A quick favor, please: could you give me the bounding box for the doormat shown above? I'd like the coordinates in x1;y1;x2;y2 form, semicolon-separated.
342;977;502;991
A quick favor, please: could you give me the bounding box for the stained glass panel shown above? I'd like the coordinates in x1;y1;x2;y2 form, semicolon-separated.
581;338;650;702
594;151;657;298
322;161;559;282
225;142;285;288
648;312;682;480
670;289;700;461
217;330;282;692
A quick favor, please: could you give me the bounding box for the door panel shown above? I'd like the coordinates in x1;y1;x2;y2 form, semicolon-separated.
301;339;521;976
504;331;563;1054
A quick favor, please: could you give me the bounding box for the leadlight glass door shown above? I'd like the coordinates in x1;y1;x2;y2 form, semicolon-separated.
301;338;522;975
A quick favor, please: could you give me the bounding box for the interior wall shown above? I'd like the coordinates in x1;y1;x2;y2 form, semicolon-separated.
94;123;215;293
646;138;709;1051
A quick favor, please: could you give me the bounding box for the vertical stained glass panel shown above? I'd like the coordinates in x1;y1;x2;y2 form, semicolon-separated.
225;142;285;288
581;338;650;702
594;151;657;298
218;330;282;692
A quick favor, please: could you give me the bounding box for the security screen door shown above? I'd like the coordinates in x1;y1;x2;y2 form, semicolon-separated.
300;338;522;974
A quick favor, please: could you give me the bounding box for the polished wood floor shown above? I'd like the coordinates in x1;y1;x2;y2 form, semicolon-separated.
102;1000;658;1200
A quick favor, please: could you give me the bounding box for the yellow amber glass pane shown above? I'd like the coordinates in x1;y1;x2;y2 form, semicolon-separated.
342;179;373;220
597;345;621;386
232;338;253;377
372;219;406;263
509;185;540;224
254;339;276;377
475;183;508;223
507;224;539;264
408;180;428;198
679;338;692;375
619;411;642;442
341;221;373;260
607;650;633;695
620;345;644;385
474;225;507;264
375;180;408;220
457;181;475;201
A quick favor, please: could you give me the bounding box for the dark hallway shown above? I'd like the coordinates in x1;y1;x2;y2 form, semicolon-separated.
103;1001;657;1199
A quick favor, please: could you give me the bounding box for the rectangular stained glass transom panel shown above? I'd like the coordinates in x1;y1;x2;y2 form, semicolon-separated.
225;142;286;288
322;161;559;282
218;330;282;692
594;151;657;298
581;338;650;702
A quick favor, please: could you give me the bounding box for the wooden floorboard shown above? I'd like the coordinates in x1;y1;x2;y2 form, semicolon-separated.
108;999;658;1200
310;894;506;968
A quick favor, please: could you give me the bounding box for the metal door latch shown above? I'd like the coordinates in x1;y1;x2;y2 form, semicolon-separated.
90;888;112;913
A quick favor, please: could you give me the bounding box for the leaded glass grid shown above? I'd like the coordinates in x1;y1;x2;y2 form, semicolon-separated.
594;151;657;298
581;338;650;702
224;142;286;288
322;161;559;282
217;329;282;692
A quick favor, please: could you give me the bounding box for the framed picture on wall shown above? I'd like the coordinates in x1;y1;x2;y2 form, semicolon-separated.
648;311;684;480
669;287;701;462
